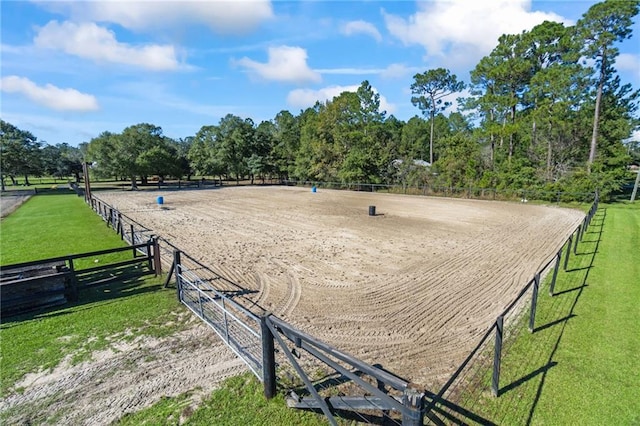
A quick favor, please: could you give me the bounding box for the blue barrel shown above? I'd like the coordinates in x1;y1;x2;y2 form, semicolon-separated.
312;186;317;193
157;196;164;205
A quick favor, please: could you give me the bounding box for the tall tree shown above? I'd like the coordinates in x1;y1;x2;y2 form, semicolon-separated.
272;110;300;180
410;68;465;164
41;143;83;181
120;123;165;188
575;0;640;170
216;114;255;184
0;120;42;188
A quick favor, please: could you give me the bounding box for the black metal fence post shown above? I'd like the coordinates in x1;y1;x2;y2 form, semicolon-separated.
492;317;503;397
152;237;161;276
402;384;424;426
261;315;277;399
563;235;572;271
573;226;580;255
174;250;182;301
529;273;540;332
550;250;561;296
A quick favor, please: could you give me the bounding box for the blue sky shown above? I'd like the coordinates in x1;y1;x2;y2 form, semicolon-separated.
1;0;639;146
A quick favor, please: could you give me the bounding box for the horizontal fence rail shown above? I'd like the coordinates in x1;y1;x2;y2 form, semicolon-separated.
0;240;159;317
283;179;597;204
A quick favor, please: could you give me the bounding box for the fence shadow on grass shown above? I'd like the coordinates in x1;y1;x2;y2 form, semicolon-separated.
428;204;605;425
522;208;605;425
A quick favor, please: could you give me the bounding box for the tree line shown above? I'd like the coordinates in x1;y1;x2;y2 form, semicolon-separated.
2;0;638;199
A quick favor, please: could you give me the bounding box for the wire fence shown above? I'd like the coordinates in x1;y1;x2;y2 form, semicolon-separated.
425;192;599;424
283;179;597;204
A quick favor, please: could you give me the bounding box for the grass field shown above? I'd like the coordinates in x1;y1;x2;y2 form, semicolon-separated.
1;192;637;425
1;194;127;265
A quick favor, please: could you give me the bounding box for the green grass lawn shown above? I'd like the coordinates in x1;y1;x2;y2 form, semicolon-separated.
0;193;185;397
449;201;639;425
116;374;329;426
532;202;639;424
0;193;128;265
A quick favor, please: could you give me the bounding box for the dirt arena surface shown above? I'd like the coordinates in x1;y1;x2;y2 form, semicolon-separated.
97;186;583;389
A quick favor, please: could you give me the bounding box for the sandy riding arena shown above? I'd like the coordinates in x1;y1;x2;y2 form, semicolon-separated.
99;186;583;389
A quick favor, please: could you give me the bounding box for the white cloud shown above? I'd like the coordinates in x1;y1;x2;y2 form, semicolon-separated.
38;0;274;35
617;53;640;77
0;75;99;112
341;20;382;42
287;85;396;114
235;45;321;84
383;0;570;66
34;21;184;71
380;63;422;79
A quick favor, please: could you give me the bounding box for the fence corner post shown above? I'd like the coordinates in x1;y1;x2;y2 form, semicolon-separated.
260;314;277;400
492;316;503;397
402;383;424;426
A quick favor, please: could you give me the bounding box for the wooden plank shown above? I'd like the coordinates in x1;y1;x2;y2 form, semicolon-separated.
1;262;66;279
0;242;151;270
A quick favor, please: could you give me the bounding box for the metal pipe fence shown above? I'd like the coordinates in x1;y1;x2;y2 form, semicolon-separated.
174;252;264;380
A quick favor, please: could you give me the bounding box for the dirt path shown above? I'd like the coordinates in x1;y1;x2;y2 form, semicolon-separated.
97;187;583;389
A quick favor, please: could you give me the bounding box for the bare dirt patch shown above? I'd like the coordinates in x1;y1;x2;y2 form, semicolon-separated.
1;320;244;425
97;186;583;389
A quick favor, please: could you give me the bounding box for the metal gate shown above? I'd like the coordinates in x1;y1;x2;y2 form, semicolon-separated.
173;251;264;380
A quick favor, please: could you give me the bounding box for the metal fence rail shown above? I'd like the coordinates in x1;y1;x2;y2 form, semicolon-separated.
174;252;264;381
283;179;597;203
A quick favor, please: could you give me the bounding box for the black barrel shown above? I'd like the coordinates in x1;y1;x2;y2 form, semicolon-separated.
369;205;376;216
